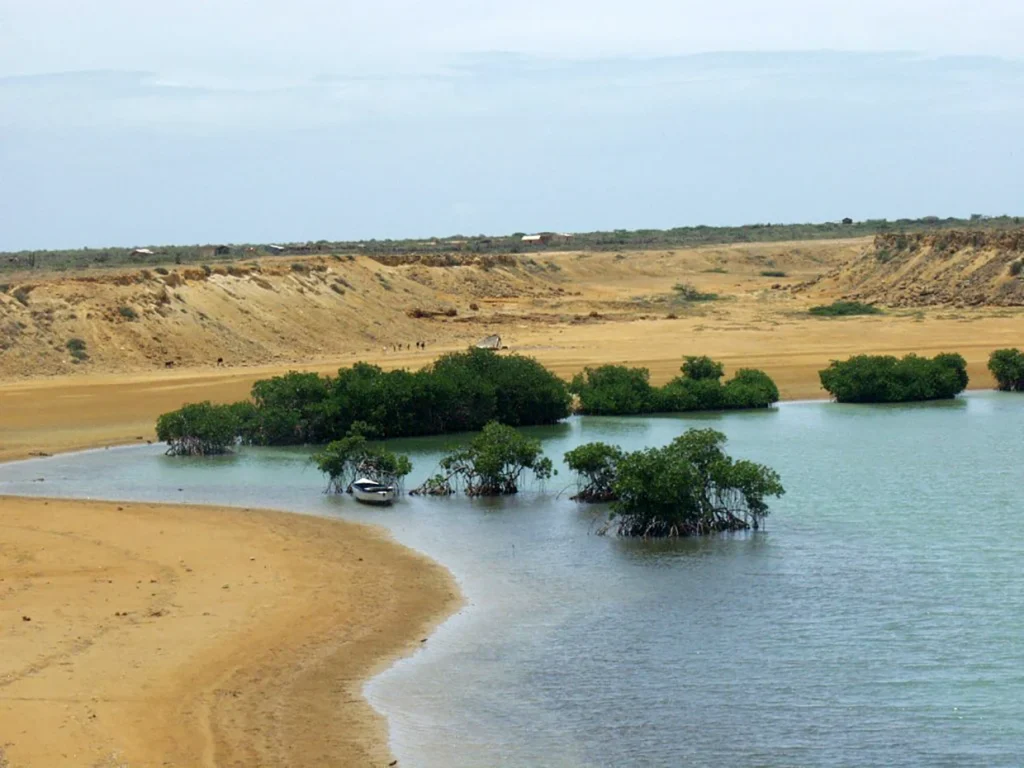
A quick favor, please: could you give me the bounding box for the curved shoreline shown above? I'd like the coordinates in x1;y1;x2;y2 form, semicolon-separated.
0;494;462;767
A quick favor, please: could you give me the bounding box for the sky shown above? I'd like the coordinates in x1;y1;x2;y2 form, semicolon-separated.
1;1;1023;250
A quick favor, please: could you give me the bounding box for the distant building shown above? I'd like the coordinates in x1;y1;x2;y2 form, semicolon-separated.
521;232;573;245
198;245;231;259
842;217;854;226
268;245;286;252
130;248;155;256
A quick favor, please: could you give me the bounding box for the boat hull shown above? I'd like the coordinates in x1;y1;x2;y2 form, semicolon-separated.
352;487;396;506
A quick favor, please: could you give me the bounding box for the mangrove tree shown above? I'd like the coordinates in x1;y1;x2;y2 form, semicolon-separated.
608;429;784;538
989;348;1024;391
412;421;553;497
819;353;968;403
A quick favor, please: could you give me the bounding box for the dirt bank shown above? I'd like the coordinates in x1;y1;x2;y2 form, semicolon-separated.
0;496;460;767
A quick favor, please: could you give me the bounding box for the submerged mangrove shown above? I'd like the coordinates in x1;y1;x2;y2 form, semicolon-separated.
412;421;553;497
565;428;784;538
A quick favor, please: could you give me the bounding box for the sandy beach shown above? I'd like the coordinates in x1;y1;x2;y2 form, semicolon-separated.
0;496;459;767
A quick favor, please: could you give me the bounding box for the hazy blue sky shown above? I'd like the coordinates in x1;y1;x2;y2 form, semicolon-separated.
2;1;1023;250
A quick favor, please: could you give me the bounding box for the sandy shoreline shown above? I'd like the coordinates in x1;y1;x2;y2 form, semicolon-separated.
0;495;461;767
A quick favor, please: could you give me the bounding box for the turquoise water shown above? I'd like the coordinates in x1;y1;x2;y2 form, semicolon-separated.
2;393;1024;766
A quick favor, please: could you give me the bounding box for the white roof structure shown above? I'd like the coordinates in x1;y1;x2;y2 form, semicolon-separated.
131;247;155;255
475;334;502;349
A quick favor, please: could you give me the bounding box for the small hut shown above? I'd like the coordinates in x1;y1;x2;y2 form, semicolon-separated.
475;334;502;350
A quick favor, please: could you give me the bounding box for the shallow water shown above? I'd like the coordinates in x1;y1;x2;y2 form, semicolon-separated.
3;393;1024;767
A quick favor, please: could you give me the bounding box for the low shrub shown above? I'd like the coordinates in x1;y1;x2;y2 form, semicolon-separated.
66;337;88;361
809;300;883;317
1010;260;1023;277
760;270;787;277
117;305;138;320
672;283;718;302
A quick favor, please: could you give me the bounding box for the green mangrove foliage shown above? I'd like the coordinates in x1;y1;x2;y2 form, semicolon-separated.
313;433;412;494
565;429;784;538
155;401;239;456
158;348;571;450
808;300;883;317
988;348;1024;391
819;353;969;403
412;422;554;497
570;356;779;415
563;442;624;502
569;365;655;415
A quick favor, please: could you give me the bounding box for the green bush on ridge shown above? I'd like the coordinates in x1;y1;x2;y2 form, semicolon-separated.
808;301;883;317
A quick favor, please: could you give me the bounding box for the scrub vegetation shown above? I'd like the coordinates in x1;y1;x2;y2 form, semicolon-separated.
808;300;883;317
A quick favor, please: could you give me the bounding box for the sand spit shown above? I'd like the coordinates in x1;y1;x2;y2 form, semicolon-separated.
0;496;460;767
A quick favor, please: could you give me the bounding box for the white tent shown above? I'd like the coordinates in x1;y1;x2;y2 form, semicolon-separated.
475;334;502;350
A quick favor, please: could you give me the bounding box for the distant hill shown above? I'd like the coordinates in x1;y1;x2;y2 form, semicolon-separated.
3;215;1022;275
797;230;1024;307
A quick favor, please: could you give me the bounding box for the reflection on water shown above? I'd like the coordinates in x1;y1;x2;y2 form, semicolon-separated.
2;393;1024;767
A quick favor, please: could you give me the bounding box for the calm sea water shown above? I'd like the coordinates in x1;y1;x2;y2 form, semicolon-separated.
3;393;1024;767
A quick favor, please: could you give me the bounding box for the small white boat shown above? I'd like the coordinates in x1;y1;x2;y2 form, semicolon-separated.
351;478;397;506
